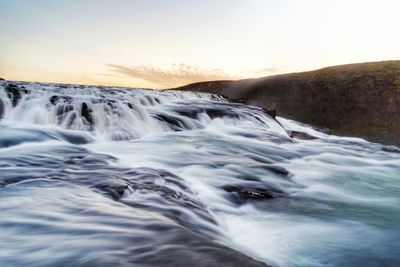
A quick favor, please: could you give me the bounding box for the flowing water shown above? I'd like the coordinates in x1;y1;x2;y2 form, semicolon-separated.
0;81;399;267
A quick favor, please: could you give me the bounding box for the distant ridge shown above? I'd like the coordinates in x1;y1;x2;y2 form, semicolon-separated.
173;61;400;145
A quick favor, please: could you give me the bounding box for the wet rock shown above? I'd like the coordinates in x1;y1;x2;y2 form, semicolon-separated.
5;83;28;107
0;98;4;119
55;104;74;116
262;108;277;119
49;95;73;104
175;109;200;119
171;104;239;120
81;102;94;126
206;109;226;118
154;114;186;130
206;108;239;119
223;185;277;203
96;183;130;199
290;130;318;140
210;94;224;100
382;145;400;153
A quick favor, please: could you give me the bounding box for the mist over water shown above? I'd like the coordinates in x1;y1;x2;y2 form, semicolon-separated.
0;81;399;267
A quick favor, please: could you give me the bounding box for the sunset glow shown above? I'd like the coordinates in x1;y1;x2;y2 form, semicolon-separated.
1;0;399;88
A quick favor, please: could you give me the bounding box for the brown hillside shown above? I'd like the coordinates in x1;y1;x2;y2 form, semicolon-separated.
173;61;400;145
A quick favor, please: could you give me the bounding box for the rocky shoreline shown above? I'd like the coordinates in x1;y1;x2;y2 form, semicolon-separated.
173;61;400;145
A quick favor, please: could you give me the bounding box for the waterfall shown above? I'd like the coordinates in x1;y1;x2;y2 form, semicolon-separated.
0;81;399;267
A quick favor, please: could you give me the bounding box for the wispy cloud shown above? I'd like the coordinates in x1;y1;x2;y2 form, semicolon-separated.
254;67;279;74
106;63;235;88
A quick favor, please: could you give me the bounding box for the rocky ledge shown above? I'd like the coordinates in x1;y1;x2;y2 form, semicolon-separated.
173;61;400;145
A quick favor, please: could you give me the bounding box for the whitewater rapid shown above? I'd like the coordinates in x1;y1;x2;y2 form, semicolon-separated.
0;81;399;267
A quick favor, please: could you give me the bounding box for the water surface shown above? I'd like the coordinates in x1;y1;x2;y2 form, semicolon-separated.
0;81;399;267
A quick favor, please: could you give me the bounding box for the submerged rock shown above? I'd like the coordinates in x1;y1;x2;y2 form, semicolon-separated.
290;130;318;140
206;108;239;119
223;185;280;204
258;164;291;177
382;145;400;153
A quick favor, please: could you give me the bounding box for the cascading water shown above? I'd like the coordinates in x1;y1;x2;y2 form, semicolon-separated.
0;80;399;267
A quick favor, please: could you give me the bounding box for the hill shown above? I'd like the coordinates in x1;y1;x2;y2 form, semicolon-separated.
173;61;400;145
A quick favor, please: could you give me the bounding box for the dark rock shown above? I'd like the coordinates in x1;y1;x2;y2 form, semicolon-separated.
290;130;318;140
0;98;4;119
210;94;224;100
55;104;74;116
106;102;115;109
205;108;239;119
382;145;400;153
154;114;182;130
5;84;28;107
262;108;277;119
81;102;94;126
96;183;129;199
223;185;277;203
49;95;73;104
175;108;201;119
153;113;198;131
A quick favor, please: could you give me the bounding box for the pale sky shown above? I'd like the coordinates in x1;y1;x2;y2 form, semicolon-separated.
0;0;399;88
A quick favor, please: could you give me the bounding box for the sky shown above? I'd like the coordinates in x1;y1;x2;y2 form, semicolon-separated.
0;0;399;89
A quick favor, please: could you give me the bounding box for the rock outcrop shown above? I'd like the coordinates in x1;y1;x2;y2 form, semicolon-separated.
174;61;400;145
